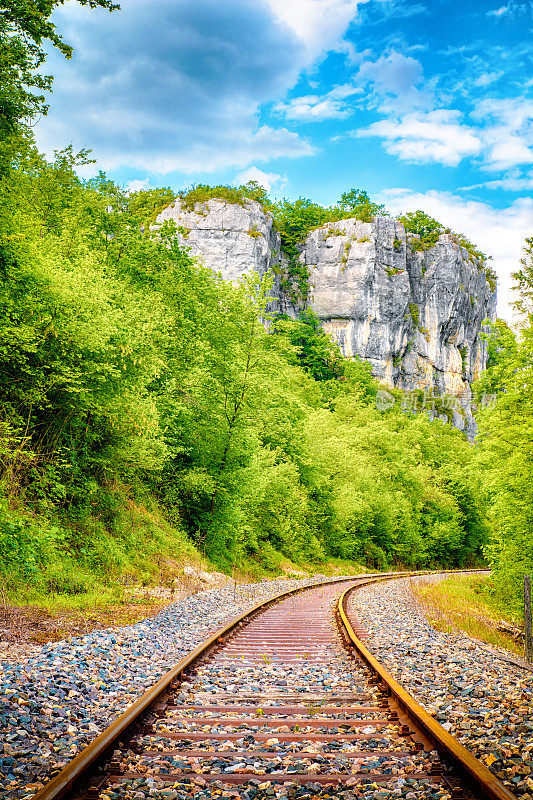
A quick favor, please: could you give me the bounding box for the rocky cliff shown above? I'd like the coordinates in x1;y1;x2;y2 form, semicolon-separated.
154;198;291;316
155;197;282;282
154;199;496;431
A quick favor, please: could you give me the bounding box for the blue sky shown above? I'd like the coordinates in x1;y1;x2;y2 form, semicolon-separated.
37;0;532;318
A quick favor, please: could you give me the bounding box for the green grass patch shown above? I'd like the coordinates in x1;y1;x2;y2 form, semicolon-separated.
0;485;208;611
411;573;524;656
6;580;125;613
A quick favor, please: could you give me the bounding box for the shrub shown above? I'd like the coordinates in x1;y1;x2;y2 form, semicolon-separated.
409;302;420;326
399;210;444;250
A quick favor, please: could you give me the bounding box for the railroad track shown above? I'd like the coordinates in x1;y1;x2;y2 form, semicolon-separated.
33;571;512;800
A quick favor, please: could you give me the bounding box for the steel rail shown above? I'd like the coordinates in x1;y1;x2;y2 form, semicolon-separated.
337;582;516;800
32;568;487;800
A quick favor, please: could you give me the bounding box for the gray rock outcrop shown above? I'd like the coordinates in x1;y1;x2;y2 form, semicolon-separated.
153;198;293;315
304;216;495;395
154;199;496;431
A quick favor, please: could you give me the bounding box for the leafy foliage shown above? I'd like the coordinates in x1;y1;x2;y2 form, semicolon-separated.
274;309;345;382
408;302;420;327
337;188;387;222
473;319;518;398
0;141;491;592
176;181;269;211
269;198;332;301
473;236;533;612
399;210;444;250
304;398;487;569
512;235;533;318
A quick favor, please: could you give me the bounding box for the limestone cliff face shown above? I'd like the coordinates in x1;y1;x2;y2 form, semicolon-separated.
153;198;292;315
154;200;496;429
303;217;496;397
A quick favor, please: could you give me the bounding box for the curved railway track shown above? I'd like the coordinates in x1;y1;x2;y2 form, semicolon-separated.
33;571;512;800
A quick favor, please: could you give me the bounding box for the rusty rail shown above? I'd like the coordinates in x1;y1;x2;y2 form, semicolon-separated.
337;582;515;800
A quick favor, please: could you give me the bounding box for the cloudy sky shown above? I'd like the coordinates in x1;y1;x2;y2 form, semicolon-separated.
37;0;532;319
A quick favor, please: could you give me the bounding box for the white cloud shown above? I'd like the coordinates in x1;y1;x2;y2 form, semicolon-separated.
473;97;533;172
461;169;533;191
342;50;487;166
234;166;285;192
125;178;151;193
351;87;531;171
36;0;323;175
365;0;427;20
484;137;533;171
487;2;532;17
382;189;533;321
355;50;432;113
320;42;531;175
275;84;362;121
474;97;533;131
487;5;510;16
357;50;423;95
473;71;503;87
265;0;364;66
357;110;482;166
276;95;350;121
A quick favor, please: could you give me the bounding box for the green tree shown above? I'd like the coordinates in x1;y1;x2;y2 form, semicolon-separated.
0;0;118;137
304;395;485;569
337;188;387;222
274;308;344;382
474;235;533;612
512;235;533;318
398;210;444;249
473;319;519;398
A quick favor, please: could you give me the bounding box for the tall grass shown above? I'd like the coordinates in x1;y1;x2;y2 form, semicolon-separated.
410;574;524;656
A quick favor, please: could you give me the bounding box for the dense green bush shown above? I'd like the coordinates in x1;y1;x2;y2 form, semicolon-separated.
473;237;533;613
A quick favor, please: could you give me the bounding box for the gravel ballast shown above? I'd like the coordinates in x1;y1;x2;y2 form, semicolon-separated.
0;576;328;798
347;574;533;799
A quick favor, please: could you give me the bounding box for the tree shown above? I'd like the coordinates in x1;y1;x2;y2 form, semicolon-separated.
398;210;444;249
512;235;533;319
304;397;484;569
473;319;519;398
337;189;387;222
1;0;118;136
271;197;331;258
474;235;533;612
274;309;344;382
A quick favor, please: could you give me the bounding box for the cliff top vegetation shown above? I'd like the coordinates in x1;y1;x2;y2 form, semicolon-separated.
175;183;497;293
